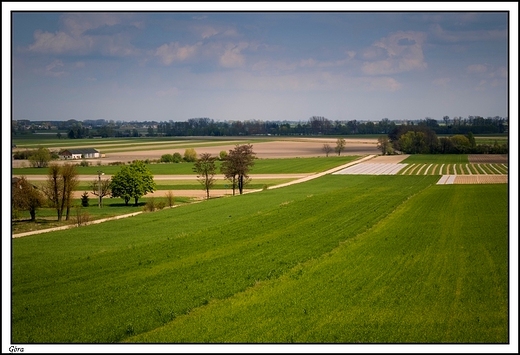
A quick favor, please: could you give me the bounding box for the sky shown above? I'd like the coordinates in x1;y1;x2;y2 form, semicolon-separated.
4;3;516;124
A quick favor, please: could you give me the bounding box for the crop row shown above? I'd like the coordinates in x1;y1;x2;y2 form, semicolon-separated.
398;163;508;176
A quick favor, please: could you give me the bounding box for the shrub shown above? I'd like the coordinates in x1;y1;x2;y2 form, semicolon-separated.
144;198;157;212
172;153;182;163
165;191;175;207
160;154;173;163
73;206;91;226
79;160;90;167
183;148;197;162
81;192;89;207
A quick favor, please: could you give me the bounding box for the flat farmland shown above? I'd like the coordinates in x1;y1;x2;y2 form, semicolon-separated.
11;175;509;343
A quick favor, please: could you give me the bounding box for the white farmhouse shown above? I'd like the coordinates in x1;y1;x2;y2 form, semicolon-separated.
59;148;100;160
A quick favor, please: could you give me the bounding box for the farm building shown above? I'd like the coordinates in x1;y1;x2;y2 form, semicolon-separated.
59;148;100;160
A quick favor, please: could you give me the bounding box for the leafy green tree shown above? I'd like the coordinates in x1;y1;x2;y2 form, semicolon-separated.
193;153;217;200
221;144;256;195
28;147;52;168
398;131;428;154
335;138;346;156
12;176;45;221
110;160;156;206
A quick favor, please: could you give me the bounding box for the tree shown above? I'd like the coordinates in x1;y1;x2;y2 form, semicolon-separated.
42;163;79;221
335;138;346;156
81;192;90;207
90;176;111;208
28;147;52;168
110;160;156;206
221;144;256;195
322;144;333;157
12;176;45;221
377;136;392;155
193;153;217;200
183;148;197;162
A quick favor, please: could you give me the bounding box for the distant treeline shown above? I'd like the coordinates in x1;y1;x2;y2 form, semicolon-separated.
12;115;507;138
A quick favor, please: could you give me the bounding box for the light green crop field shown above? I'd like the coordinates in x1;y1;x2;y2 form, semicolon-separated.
13;156;359;176
11;174;509;344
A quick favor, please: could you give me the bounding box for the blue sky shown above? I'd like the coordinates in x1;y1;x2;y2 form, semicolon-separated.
5;4;516;123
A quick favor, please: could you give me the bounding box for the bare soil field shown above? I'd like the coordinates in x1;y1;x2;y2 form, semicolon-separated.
11;138;379;168
453;175;508;184
102;138;380;162
468;154;508;164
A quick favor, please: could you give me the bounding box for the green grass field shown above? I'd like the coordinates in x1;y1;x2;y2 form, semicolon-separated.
13;156;359;176
11;174;509;343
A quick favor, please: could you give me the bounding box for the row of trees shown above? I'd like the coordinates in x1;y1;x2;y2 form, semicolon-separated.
193;144;256;199
377;125;508;155
12;145;258;221
15;115;507;139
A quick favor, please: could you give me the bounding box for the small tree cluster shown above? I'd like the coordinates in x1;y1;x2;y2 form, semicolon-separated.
220;144;256;195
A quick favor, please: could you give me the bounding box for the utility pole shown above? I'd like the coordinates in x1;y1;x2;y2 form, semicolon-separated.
97;170;104;208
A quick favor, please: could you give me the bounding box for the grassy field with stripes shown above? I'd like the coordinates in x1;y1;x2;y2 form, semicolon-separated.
397;162;508;175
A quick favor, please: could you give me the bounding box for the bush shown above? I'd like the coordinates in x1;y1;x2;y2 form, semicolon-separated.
73;206;91;226
79;160;90;167
81;192;89;207
160;154;174;163
165;191;175;207
183;148;197;162
172;153;182;163
144;198;157;212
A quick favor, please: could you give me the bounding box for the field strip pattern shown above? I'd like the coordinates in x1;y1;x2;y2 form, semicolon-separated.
333;163;407;175
437;175;508;185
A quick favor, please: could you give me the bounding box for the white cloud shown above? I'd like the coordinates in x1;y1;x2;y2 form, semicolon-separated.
155;42;199;65
44;59;66;77
26;13;141;57
361;31;427;75
219;42;248;68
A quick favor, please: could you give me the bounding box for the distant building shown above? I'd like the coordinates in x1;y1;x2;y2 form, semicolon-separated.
59;148;100;160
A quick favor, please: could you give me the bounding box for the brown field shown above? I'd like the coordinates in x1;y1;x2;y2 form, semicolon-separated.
468;154;508;164
453;175;508;184
102;138;380;162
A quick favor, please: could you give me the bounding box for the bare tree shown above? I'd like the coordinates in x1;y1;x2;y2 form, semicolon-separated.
42;163;78;221
322;143;333;157
90;177;111;208
193;153;217;200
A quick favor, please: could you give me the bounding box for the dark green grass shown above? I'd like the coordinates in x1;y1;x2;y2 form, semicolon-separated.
402;154;469;164
127;183;509;343
12;175;438;343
